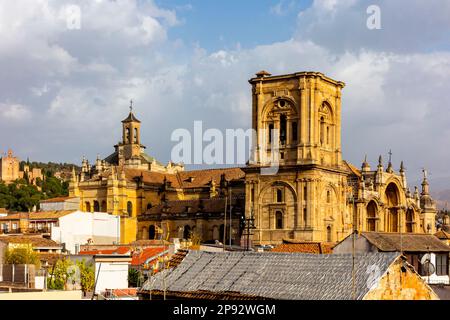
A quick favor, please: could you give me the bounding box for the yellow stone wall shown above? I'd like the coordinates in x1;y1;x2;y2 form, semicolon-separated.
364;259;439;300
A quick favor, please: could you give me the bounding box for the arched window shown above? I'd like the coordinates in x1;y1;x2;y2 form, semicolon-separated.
292;122;298;142
276;189;283;203
93;201;99;212
406;209;414;233
268;123;274;144
146;203;152;210
326;190;331;203
327;226;332;242
127;201;133;216
320;117;325;145
149;225;156;240
134;128;138;144
212;225;219;241
101;200;107;212
385;183;400;232
126;128;130;143
326;126;330;145
183;225;191;240
85;202;91;212
367;201;377;232
280;115;287;145
276;211;283;229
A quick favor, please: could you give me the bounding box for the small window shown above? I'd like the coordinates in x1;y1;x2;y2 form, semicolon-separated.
303;186;307;201
303;208;307;225
134;128;138;143
268;124;274;144
276;189;283;203
126;128;130;143
326;190;331;203
127;201;133;216
327;226;332;242
436;254;448;276
292;122;297;142
276;211;283;229
280;115;287;144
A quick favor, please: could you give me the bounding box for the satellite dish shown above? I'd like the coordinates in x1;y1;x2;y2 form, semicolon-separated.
420;253;431;265
422;261;436;276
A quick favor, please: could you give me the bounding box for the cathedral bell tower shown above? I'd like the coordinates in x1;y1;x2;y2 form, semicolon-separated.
248;71;345;167
118;100;145;165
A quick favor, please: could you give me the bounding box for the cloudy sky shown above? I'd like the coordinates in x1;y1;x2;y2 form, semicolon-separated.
1;0;450;199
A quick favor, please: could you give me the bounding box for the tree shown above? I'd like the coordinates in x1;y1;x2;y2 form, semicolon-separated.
4;245;41;268
128;268;144;288
47;258;74;290
77;259;95;295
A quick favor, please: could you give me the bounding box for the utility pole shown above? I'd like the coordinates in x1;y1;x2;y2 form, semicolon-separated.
229;187;232;249
351;195;356;301
223;195;228;251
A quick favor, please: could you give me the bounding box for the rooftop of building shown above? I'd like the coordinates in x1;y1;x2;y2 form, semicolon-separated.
40;197;77;203
353;232;450;253
140;250;402;300
271;241;333;254
0;235;61;248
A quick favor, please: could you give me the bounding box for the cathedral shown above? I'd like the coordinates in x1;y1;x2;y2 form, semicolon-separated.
69;70;437;245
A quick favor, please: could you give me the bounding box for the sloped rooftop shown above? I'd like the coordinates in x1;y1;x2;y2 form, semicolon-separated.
140;251;400;300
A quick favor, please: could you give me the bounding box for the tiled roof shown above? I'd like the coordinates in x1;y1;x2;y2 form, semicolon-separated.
177;167;245;189
361;232;450;252
40;197;76;203
0;213;21;220
130;240;171;247
122;111;140;123
271;242;333;254
29;210;75;220
124;169;181;187
131;247;167;266
0;208;8;214
343;161;362;177
434;230;450;240
140;251;400;300
79;247;131;255
145;196;244;215
0;235;61;248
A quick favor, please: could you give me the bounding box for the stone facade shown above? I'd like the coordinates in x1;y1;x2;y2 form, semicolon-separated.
244;71;436;245
70;70;437;246
0;149;43;185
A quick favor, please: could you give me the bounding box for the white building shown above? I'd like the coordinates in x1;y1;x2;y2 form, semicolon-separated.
51;211;120;254
333;232;450;285
93;254;131;296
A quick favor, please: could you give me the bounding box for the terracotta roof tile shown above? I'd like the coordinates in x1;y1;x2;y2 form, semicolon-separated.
40;197;77;203
435;230;450;240
271;242;333;254
178;167;245;188
0;235;61;248
131;247;167;266
361;232;450;252
29;210;76;220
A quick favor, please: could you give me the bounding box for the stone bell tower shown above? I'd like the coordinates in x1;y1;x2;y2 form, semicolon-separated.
249;71;345;168
118;100;145;165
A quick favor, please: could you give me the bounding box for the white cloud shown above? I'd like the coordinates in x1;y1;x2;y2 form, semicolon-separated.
1;0;450;196
0;103;31;122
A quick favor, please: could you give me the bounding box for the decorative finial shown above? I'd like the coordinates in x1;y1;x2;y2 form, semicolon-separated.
388;149;392;163
422;168;428;180
400;161;405;172
130;99;133;112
